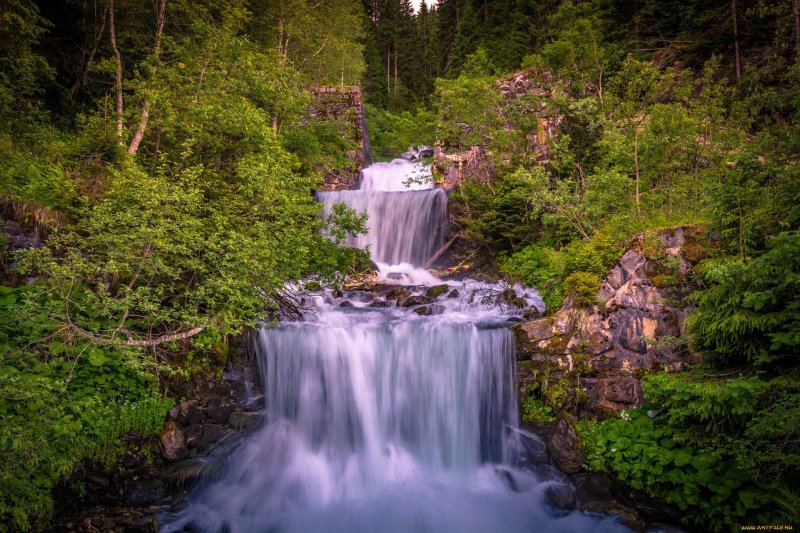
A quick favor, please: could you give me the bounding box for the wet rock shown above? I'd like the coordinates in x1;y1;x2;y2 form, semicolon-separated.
447;289;460;298
426;284;450;298
159;420;187;462
229;411;262;432
417;145;434;159
547;414;584;474
124;478;165;506
368;300;391;308
494;468;519;491
414;306;431;316
522;306;541;320
183;423;203;447
168;399;198;425
304;280;323;292
386;288;409;300
121;449;146;469
545;482;577;510
397;294;430;307
206;402;235;425
202;424;231;445
339;300;355;308
514;431;549;466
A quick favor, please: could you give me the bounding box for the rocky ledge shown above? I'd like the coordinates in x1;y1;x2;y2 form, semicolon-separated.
514;227;711;418
53;354;263;532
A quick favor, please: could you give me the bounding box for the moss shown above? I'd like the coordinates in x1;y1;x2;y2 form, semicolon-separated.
650;273;678;288
426;284;450;298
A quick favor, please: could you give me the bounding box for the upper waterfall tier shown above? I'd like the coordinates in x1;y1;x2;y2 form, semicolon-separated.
317;188;447;267
360;159;433;191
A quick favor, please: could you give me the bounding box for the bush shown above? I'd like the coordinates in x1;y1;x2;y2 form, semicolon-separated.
0;285;173;530
588;371;800;531
563;271;601;306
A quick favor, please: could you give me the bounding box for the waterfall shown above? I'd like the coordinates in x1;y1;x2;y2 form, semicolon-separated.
317;158;444;267
162;157;630;533
318;189;447;266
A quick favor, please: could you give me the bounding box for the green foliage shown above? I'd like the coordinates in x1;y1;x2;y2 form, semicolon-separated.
435;69;503;150
365;104;436;160
0;285;173;530
691;232;800;367
521;396;555;426
501;245;565;312
563;272;601;307
588;370;800;531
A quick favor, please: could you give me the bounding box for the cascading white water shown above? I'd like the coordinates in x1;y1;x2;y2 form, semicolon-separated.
317;189;447;266
163;158;630;533
317;158;445;268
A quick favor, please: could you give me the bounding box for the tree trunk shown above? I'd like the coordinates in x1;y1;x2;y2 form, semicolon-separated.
129;0;168;154
394;47;399;97
108;0;124;141
634;127;641;218
387;47;391;95
732;0;741;79
70;3;108;99
793;0;800;58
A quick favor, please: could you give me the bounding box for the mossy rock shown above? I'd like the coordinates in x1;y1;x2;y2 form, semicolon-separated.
426;284;450;298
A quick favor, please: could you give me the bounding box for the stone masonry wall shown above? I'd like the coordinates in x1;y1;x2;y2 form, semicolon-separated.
309;86;371;191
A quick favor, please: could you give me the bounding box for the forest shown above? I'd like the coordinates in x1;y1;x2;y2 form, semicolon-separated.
1;0;798;531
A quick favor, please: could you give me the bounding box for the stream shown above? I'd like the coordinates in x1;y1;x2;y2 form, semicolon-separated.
162;159;629;532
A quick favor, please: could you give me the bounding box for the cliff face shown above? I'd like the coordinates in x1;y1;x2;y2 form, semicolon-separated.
309;86;371;191
514;227;710;418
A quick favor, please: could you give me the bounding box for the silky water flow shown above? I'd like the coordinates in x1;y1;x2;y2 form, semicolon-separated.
163;158;630;533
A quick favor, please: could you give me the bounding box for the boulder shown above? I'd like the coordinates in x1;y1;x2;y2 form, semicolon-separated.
547;414;585;474
545;482;577;510
397;294;430;307
229;411;262;432
426;284;450;298
159;420;187;462
417;145;434;158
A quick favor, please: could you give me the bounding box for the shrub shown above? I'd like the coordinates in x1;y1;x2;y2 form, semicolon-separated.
563;271;601;306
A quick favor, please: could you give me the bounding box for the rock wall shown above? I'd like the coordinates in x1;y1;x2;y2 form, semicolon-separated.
309;86;372;191
514;228;708;419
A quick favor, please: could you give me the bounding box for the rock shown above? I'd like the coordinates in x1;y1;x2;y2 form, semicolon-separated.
339;300;355;307
547;414;585;474
159;420;187;462
304;280;322;292
426;284;450;298
368;300;391;308
168;399;198;425
229;411;262;432
414;306;431;316
604;376;640;404
545;482;577;510
397;294;429;307
124;478;165;506
202;424;231;445
121;449;145;469
183;423;203;447
417;145;434;159
447;289;460;298
206;402;235;425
